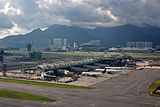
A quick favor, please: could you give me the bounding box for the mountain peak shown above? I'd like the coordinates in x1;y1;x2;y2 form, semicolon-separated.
32;28;42;32
0;24;160;48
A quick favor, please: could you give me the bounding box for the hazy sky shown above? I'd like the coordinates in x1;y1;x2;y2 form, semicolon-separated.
0;0;160;38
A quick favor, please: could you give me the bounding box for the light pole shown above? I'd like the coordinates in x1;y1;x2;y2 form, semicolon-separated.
2;63;7;77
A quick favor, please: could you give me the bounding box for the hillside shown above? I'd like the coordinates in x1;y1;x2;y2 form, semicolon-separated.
0;24;160;48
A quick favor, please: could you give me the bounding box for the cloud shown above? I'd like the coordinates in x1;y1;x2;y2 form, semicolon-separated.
100;0;160;27
0;0;160;38
0;21;27;38
0;13;13;29
0;3;23;16
36;0;115;25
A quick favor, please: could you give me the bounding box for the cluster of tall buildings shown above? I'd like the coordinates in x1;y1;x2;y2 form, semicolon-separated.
127;41;153;49
50;38;79;51
50;38;102;51
51;38;68;50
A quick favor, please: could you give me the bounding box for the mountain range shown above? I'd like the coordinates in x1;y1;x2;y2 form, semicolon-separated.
0;24;160;49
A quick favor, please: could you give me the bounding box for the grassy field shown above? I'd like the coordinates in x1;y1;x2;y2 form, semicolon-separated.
0;78;91;89
6;51;160;63
7;50;160;58
28;51;160;59
148;78;160;96
126;53;160;59
0;89;54;102
43;51;105;57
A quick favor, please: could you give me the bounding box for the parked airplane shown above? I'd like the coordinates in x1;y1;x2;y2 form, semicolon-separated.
105;67;127;70
95;68;124;74
81;72;103;77
41;72;56;80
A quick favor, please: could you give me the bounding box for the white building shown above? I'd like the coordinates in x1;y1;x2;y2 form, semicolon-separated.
127;41;152;49
51;38;68;50
80;40;101;46
89;40;101;46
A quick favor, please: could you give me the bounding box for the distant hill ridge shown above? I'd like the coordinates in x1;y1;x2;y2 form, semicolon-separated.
0;24;160;48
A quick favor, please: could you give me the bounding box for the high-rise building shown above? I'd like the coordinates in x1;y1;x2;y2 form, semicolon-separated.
63;39;67;47
127;41;152;49
73;42;77;49
127;42;136;48
52;38;68;50
63;39;68;50
136;42;145;48
73;42;78;50
145;42;152;48
53;38;63;49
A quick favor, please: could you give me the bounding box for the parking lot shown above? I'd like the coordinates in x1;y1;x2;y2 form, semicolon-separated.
0;69;160;107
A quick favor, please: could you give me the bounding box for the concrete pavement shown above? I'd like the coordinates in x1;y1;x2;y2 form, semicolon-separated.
0;69;160;107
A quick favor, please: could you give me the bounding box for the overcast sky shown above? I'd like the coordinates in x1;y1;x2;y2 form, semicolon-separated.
0;0;160;38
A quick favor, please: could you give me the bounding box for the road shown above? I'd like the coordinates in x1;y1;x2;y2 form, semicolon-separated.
0;69;160;107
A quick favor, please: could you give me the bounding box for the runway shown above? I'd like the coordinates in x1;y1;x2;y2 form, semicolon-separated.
0;69;160;107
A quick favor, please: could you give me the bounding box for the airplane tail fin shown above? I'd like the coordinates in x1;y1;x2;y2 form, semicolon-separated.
102;68;107;74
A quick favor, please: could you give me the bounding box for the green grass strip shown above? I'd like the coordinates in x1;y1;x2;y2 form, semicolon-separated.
0;78;91;89
148;78;160;96
0;89;55;102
